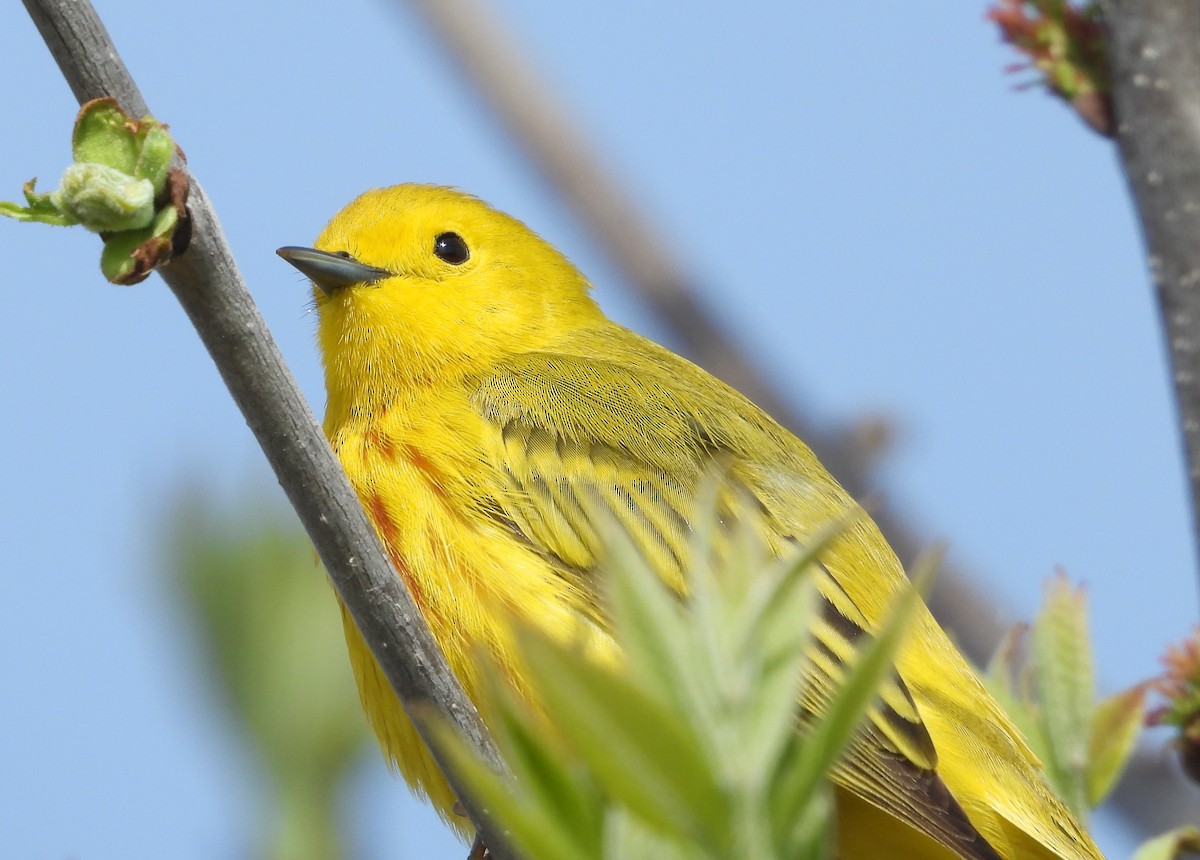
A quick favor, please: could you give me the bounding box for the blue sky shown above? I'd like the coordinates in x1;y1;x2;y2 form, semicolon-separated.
1;1;1195;857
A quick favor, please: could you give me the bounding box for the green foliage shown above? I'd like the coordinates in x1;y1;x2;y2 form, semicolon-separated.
1085;683;1148;807
1131;827;1200;860
433;511;923;860
168;492;370;860
0;179;76;225
987;0;1111;135
1031;573;1095;817
984;573;1145;824
1146;627;1200;803
0;97;185;283
51;161;155;231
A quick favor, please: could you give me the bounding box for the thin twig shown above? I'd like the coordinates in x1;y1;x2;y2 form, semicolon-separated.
19;1;515;856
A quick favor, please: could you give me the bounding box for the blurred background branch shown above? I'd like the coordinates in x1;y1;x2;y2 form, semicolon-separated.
403;0;1198;841
402;0;1009;663
169;494;370;860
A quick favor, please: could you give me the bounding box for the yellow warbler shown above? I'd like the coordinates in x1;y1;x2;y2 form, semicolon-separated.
278;184;1103;860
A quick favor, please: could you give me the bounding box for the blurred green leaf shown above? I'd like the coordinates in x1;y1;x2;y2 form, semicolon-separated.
726;524;841;784
603;520;705;720
517;624;732;848
483;669;607;855
431;708;591;860
1085;682;1147;806
429;499;870;860
168;490;368;860
982;571;1146;818
983;623;1053;768
770;550;929;845
1131;826;1200;860
1031;574;1093;819
773;788;833;860
603;807;706;860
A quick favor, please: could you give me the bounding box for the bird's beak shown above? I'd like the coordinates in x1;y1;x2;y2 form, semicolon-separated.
276;246;393;295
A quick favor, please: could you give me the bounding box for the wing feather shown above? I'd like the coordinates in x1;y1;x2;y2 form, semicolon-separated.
473;342;1000;859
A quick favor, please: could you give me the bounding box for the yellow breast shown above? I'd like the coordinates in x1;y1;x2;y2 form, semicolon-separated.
327;389;604;827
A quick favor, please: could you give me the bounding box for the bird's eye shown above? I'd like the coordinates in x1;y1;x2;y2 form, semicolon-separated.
433;232;470;265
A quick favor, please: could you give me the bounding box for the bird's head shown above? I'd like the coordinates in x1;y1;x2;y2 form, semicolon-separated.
280;184;601;403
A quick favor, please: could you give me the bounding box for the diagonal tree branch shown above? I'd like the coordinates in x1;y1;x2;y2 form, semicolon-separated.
19;1;514;856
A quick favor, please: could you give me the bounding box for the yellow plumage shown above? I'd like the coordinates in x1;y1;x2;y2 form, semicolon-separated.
283;184;1104;860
